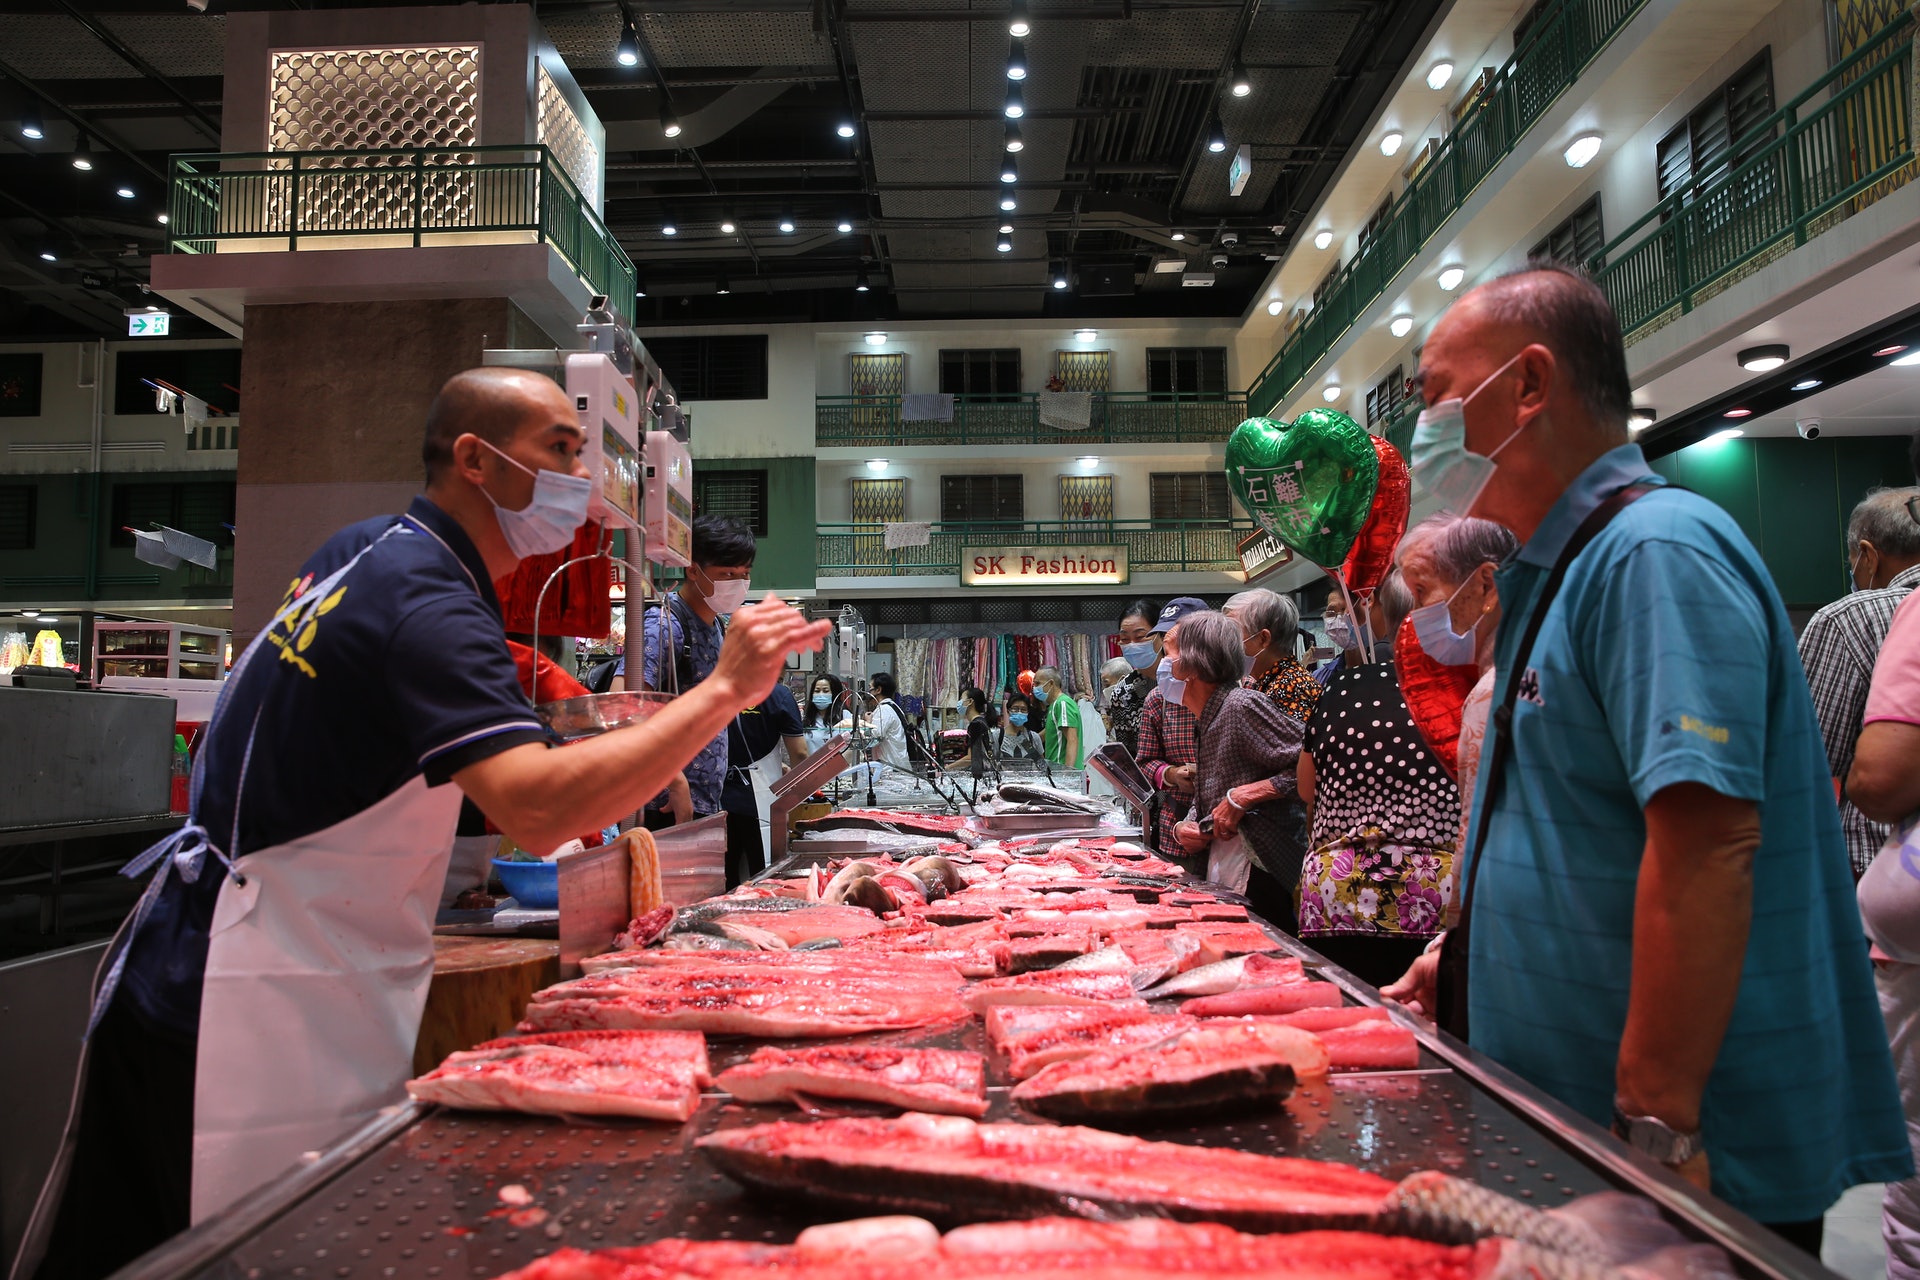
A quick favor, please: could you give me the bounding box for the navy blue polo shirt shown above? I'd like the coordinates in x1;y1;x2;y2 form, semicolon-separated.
119;496;550;1038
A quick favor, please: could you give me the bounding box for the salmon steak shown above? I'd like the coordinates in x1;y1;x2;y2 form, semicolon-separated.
1009;1021;1329;1125
963;969;1140;1013
405;1029;710;1122
716;1046;988;1117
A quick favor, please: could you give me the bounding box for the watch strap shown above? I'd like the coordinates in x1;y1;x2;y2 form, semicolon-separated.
1611;1106;1703;1167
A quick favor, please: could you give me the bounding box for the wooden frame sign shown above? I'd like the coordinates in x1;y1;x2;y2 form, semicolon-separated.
1237;527;1293;583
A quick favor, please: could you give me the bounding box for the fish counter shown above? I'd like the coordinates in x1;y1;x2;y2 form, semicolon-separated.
110;827;1837;1280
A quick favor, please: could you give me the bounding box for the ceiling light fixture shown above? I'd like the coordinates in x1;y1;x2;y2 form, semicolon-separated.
1323;383;1343;402
778;208;796;234
660;107;683;139
715;276;730;295
1230;60;1252;97
1427;60;1454;91
1004;87;1025;119
1267;298;1284;316
866;458;890;472
1007;36;1028;81
20;103;43;140
38;249;56;262
1051;262;1069;290
1791;377;1822;391
1004;123;1024;152
1380;130;1404;157
1438;264;1466;291
1206;116;1228;153
1001;154;1018;183
71;134;92;171
1875;344;1909;357
1008;0;1031;37
156;212;169;225
1628;407;1656;431
865;331;887;347
1723;408;1753;419
1075;328;1097;342
1706;427;1745;443
636;274;647;298
1313;229;1334;250
720;209;737;234
116;186;135;199
837;120;857;138
1390;313;1414;337
661;219;677;236
855;268;871;292
1737;343;1789;372
996;234;1013;253
1893;351;1920;367
838;218;854;233
1000;192;1018;212
1563;132;1602;168
616;17;641;67
1077;455;1100;470
1171;230;1185;242
999;223;1014;235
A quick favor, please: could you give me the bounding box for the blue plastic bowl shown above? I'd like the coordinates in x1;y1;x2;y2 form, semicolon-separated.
491;857;558;909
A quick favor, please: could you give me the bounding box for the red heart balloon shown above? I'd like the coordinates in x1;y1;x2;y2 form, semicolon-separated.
1017;670;1035;696
1341;436;1411;596
1394;614;1478;776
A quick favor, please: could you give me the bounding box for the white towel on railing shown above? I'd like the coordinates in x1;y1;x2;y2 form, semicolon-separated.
1038;391;1093;431
883;521;933;549
900;393;954;422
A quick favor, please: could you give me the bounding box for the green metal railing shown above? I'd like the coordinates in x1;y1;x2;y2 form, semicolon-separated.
1592;15;1914;333
1246;0;1648;417
817;519;1259;577
166;144;637;316
815;392;1249;446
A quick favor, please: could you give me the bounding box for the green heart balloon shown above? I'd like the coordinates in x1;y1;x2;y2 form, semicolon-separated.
1224;409;1380;568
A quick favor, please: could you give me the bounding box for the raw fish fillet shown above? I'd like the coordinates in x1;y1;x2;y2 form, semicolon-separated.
716;1046;988;1117
984;1004;1183;1079
1137;953;1301;999
963;969;1140;1012
1183;982;1346;1017
1007;934;1094;972
1237;1006;1421;1070
405;1030;709;1122
697;1113;1401;1232
489;1216;1502;1280
1010;1021;1328;1125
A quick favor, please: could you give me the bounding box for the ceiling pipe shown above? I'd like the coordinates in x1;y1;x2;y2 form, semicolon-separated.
601;70;797;151
47;0;222;144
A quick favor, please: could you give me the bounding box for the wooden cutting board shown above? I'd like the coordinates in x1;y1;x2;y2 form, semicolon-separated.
412;936;562;1075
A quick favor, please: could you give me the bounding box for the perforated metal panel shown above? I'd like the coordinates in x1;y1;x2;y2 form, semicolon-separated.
539;10;834;70
537;64;600;210
0;13;226;80
270;47;482;154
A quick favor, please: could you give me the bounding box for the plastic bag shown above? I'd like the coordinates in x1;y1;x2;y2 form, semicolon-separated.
1207;831;1252;896
1861;818;1920;963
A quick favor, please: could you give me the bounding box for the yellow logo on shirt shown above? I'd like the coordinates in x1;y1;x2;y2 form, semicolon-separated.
1679;714;1729;745
263;584;348;679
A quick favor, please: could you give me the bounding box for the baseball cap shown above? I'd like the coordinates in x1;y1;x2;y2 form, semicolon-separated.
1151;596;1210;634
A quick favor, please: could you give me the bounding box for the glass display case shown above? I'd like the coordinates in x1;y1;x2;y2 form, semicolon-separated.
94;622;229;683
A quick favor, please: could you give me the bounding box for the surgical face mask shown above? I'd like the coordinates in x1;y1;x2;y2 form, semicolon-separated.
693;564;751;616
1156;656;1187;706
479;440;591;559
812;692;833;709
1121;640;1158;670
1324;613;1361;652
1009;711;1029;728
1241;630;1266;678
1409;350;1531;515
1408;575;1485;667
956;699;971;716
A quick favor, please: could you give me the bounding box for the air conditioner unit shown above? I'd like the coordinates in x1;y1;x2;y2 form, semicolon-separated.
1151;258;1187;274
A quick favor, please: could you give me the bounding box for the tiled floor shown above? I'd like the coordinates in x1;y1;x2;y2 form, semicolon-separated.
1827;1183;1888;1279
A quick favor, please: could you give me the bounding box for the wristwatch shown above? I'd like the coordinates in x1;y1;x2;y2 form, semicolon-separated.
1611;1104;1703;1167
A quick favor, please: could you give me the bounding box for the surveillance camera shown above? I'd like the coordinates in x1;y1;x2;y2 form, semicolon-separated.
1220;230;1240;248
1797;417;1823;440
1210;252;1229;270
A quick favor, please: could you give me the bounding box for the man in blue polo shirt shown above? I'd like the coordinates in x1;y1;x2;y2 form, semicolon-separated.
26;368;829;1280
1388;263;1907;1250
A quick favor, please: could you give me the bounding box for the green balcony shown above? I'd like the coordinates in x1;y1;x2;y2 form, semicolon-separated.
1247;0;1651;417
815;392;1249;447
1592;15;1914;336
817;519;1258;578
165;144;637;318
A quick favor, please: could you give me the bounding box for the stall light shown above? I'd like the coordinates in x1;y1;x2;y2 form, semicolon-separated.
1705;427;1744;444
1170;230;1186;242
1206;116;1228;153
1437;265;1466;291
1004;88;1026;119
1312;229;1333;250
116;186;136;199
778;208;796;234
720;210;737;234
1007;36;1028;81
1000;192;1018;211
1894;351;1920;367
1074;328;1097;342
996;234;1013;253
1737;344;1789;372
616;18;641;67
636;274;647;298
19;103;43;140
1562;132;1602;168
1875;344;1909;358
1627;407;1656;431
1426;61;1454;91
661;219;677;236
838;218;854;234
1380;130;1404;157
1723;408;1753;419
1004;123;1024;152
1000;223;1014;234
837;120;857;138
866;458;890;472
1389;313;1414;337
864;331;888;346
1001;154;1019;183
1077;455;1100;470
71;134;92;170
36;613;58;623
660;107;683;139
1791;377;1822;390
1230;61;1252;97
1051;265;1069;290
855;269;871;292
1008;0;1031;37
715;276;730;295
1267;298;1283;316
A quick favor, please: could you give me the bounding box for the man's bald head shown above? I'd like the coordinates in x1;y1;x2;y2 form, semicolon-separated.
1446;260;1633;434
422;367;573;485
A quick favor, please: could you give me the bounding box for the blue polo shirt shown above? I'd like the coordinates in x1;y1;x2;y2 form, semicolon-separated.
635;596;729;815
119;496;550;1039
1464;443;1909;1221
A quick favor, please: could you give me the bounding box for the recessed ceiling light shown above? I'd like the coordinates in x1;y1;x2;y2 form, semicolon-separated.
1706;427;1745;443
1563;133;1602;168
1313;229;1333;250
1791;377;1822;390
837;121;857;138
1380;131;1404;157
1390;314;1414;337
1267;299;1283;316
838;219;854;234
1075;329;1097;342
1894;351;1920;367
865;331;887;346
1323;384;1342;402
1737;343;1789;372
1628;407;1656;430
1426;61;1454;91
1723;408;1753;418
1875;344;1909;357
1438;265;1466;291
1171;231;1185;242
866;458;890;472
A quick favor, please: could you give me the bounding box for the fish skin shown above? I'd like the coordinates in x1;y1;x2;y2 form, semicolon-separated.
963;970;1141;1012
1135;955;1253;999
1009;1022;1324;1125
1182;983;1346;1017
716;1046;988;1118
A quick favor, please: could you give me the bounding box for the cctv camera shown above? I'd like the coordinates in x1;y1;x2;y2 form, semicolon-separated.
1797;418;1822;440
1220;230;1240;248
1210;252;1229;270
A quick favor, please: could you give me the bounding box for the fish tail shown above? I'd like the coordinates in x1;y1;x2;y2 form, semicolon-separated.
1378;1172;1609;1258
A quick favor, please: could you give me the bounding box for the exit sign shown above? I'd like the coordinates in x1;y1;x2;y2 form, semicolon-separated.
1229;144;1252;197
128;311;171;336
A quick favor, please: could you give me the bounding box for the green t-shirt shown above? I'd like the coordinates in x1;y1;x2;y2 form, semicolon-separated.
1042;693;1083;766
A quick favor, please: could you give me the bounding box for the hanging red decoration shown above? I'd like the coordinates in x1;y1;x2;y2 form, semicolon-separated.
1341;436;1411;596
496;521;613;639
1394;614;1479;776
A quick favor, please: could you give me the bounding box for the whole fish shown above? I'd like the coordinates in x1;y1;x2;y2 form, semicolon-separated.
995;782;1105;813
1137;952;1305;999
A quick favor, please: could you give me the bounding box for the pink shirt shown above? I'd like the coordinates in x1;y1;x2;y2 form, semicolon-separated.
1865;592;1920;726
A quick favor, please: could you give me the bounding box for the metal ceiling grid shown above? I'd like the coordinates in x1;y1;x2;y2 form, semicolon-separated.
541;10;834;71
1241;9;1364;66
1080;8;1239;67
0;12;226;81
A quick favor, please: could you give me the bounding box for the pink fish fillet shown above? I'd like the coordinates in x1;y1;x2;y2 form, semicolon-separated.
405;1029;710;1122
963;970;1141;1013
1182;983;1347;1017
716;1046;988;1118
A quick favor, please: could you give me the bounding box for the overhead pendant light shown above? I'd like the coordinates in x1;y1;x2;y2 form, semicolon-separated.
1389;313;1414;337
999;222;1014;234
1170;230;1185;242
71;134;92;171
837;217;854;234
1008;0;1031;38
1563;132;1602;168
1206;116;1228;153
837;120;857;138
1627;407;1656;431
1380;130;1404;157
1051;263;1069;290
1426;61;1454;91
20;103;44;140
778;207;796;234
715;275;730;295
1000;153;1018;183
616;17;641;67
1230;60;1252;98
116;185;136;199
1004;87;1025;119
1437;264;1466;291
1007;36;1028;81
661;218;678;236
855;268;871;292
996;234;1013;253
38;248;56;262
635;272;647;298
1004;123;1024;152
660;106;683;139
1323;383;1343;402
1737;343;1789;372
719;208;737;234
1000;192;1017;212
1312;228;1333;250
156;212;169;225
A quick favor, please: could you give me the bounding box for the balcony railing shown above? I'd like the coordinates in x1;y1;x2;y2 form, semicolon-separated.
815;392;1248;447
1591;14;1914;335
1246;0;1650;417
166;144;637;318
817;518;1259;577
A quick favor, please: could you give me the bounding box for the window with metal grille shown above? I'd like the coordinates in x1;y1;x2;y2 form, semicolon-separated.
939;350;1022;399
114;349;242;416
1364;367;1408;429
0;353;43;417
1357;199;1393;251
692;469;768;537
1150;472;1233;523
644;335;769;401
1511;0;1556;53
109;481;235;548
941;474;1024;525
1530;195;1606;266
1656;52;1776;201
0;484;35;550
1145;348;1227;396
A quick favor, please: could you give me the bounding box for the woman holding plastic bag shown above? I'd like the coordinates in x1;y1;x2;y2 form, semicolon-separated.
1167;611;1309;930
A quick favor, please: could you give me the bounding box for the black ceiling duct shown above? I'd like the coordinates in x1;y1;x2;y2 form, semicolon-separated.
1077;263;1136;297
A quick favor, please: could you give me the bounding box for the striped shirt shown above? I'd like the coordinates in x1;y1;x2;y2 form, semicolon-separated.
1797;563;1920;876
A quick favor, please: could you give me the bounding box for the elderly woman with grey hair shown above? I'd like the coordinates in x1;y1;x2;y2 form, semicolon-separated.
1225;587;1321;725
1168;611;1310;930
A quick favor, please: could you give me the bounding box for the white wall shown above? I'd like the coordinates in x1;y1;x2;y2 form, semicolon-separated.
814;447;1228;524
0;338;243;476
